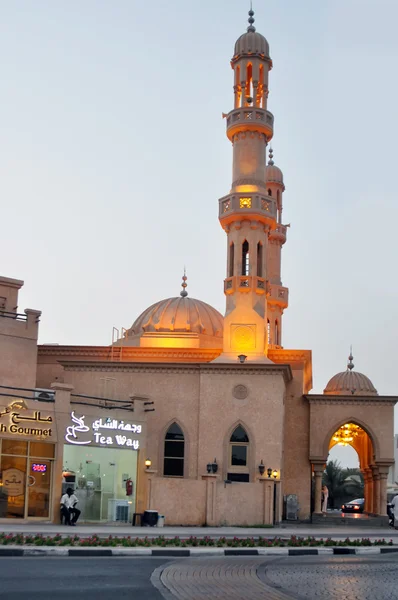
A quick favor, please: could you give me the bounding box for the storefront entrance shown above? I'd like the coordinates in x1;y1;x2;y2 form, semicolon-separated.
0;439;55;519
63;445;137;522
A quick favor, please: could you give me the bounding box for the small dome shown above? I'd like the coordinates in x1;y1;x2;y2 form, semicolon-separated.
266;148;285;187
233;10;270;60
128;296;223;338
324;353;378;396
234;30;270;59
266;164;284;185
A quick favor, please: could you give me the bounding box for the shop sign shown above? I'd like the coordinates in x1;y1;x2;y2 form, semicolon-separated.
65;412;141;449
0;400;53;438
2;468;25;496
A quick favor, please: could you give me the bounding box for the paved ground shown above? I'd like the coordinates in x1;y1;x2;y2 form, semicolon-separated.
0;522;395;541
157;557;292;599
262;554;398;599
158;554;398;599
0;556;168;599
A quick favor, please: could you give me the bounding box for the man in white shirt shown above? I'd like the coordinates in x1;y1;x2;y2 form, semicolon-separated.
60;487;81;526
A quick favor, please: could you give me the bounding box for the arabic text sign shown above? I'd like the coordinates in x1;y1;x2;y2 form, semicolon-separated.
65;412;142;449
2;468;25;496
0;402;53;438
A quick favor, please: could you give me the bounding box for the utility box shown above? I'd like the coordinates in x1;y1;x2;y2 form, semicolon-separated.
285;494;299;520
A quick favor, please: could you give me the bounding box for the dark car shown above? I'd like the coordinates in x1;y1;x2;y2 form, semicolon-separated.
341;498;364;513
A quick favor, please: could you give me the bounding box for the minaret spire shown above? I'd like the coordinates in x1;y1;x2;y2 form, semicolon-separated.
180;269;188;298
348;347;354;371
247;4;256;32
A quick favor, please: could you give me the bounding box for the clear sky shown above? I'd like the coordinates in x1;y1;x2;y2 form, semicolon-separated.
2;1;397;467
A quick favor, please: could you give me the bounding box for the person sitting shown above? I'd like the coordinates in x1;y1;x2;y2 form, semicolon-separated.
60;488;81;526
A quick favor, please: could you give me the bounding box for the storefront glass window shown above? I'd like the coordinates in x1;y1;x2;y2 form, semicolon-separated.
0;456;27;518
2;440;28;456
63;445;138;522
0;440;55;519
30;442;55;459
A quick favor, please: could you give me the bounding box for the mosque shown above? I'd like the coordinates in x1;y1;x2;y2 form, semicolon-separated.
0;10;396;525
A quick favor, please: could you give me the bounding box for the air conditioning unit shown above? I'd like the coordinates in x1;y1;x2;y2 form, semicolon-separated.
108;500;130;522
34;389;55;402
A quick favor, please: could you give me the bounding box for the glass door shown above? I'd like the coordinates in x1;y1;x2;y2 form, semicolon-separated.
27;459;52;518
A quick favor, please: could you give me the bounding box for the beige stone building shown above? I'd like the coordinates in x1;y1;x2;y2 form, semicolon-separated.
0;10;396;525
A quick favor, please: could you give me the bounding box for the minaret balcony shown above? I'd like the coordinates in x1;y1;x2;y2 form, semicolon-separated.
267;283;289;308
219;192;277;229
269;224;288;244
226;107;274;142
224;276;267;295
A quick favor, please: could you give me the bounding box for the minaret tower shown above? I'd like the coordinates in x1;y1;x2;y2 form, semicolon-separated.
265;148;289;348
217;10;289;361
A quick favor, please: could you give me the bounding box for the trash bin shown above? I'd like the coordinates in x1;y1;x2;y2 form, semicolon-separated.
142;510;158;527
157;515;165;528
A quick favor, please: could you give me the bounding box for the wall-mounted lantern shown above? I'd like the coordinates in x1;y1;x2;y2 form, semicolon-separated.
145;458;152;469
258;460;265;476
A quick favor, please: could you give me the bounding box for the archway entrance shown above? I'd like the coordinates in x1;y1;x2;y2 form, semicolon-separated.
312;421;389;521
326;423;371;514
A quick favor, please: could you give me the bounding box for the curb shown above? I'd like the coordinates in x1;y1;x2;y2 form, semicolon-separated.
0;546;396;557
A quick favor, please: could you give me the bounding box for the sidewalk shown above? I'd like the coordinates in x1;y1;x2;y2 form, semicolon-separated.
0;523;395;541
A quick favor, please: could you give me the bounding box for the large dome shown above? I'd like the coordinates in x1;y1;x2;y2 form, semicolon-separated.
129;296;223;338
324;353;378;396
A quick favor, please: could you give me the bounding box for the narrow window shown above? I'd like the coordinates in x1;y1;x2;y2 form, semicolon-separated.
257;242;263;277
164;423;185;477
228;425;250;483
267;319;271;344
268;189;272;197
275;320;279;346
241;241;249;276
229;243;234;278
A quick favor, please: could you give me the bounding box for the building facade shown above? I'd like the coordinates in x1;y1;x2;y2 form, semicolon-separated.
0;11;396;525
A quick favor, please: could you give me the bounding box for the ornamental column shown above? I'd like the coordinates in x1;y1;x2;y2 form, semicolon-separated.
372;466;380;515
313;467;323;515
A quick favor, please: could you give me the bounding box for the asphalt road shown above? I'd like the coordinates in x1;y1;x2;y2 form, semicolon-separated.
0;557;168;599
1;555;398;599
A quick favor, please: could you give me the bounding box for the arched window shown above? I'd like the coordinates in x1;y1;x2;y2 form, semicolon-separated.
164;423;185;477
228;425;250;482
268;188;272;197
257;242;263;277
229;243;234;278
241;240;249;276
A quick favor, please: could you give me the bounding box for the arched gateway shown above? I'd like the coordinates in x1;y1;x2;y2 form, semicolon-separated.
307;354;395;522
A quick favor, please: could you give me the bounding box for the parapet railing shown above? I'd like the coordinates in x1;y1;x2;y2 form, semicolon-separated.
0;384;55;402
0;310;28;322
